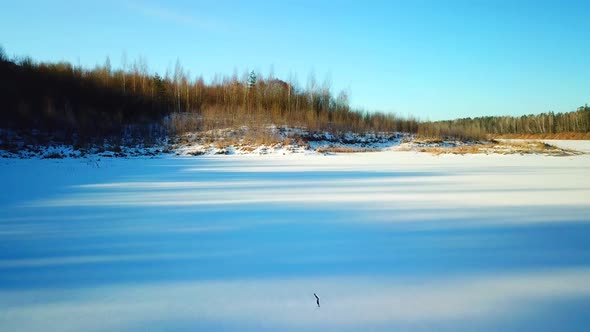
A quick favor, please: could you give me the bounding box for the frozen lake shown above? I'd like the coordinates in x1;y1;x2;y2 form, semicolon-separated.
1;148;590;332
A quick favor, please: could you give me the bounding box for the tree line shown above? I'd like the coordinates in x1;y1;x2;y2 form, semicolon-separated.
418;106;590;140
0;47;587;143
0;48;417;144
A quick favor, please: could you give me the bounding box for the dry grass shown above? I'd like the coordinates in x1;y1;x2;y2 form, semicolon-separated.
419;145;481;155
212;136;240;149
42;151;64;159
414;137;445;144
240;146;257;152
492;132;590;140
419;141;582;156
315;146;379;153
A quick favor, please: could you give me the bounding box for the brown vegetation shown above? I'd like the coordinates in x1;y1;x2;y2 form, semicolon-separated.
417;141;582;156
0;46;588;146
0;48;418;144
492;132;590;140
315;146;379;153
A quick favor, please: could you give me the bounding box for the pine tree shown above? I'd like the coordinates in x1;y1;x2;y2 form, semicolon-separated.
247;70;257;89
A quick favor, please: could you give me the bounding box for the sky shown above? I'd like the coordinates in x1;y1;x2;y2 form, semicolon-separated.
0;0;588;120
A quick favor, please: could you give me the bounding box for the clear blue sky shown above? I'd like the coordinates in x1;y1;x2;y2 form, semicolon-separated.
1;0;588;120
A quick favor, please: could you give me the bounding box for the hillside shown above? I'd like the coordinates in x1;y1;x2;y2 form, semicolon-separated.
0;48;588;154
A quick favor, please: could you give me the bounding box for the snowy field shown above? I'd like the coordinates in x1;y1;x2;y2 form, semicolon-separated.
1;146;590;332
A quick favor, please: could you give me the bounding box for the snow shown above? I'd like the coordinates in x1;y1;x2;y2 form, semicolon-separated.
169;127;411;156
1;148;590;331
542;139;590;153
498;139;590;153
4;126;588;158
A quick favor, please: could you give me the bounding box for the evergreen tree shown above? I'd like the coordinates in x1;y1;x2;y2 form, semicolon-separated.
247;70;257;89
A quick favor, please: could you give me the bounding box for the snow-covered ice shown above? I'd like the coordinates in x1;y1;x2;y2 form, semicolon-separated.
542;139;590;153
1;147;590;331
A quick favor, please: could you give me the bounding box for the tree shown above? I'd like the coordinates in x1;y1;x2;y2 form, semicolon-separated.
247;70;257;89
104;56;111;87
121;52;127;94
0;45;7;62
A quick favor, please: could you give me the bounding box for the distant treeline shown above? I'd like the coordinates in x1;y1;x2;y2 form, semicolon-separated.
0;47;588;143
419;106;590;140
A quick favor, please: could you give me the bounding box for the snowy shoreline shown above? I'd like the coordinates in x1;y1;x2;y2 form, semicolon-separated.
1;137;587;159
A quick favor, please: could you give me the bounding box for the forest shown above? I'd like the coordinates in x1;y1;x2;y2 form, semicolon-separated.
419;107;590;140
1;47;588;144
